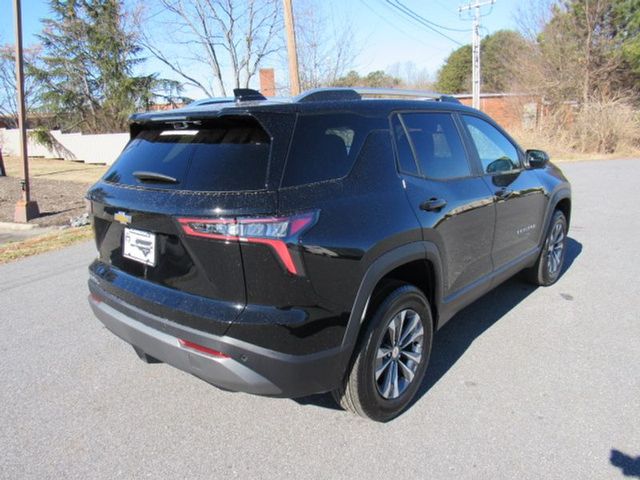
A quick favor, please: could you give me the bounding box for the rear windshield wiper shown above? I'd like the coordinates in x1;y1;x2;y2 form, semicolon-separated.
133;171;179;184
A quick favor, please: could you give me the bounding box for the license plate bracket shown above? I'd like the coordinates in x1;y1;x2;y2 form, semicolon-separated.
123;227;157;267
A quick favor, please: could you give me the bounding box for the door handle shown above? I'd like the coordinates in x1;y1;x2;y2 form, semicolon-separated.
420;198;447;212
495;188;514;200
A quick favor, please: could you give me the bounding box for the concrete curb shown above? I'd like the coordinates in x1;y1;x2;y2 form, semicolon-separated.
0;221;39;231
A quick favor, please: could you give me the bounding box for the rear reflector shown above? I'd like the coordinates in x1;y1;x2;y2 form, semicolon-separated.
88;293;102;304
178;339;230;359
177;211;318;275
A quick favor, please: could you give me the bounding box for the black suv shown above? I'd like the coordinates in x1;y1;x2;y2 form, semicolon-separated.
87;87;571;421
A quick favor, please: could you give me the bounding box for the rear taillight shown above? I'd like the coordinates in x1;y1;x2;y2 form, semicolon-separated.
177;211;318;275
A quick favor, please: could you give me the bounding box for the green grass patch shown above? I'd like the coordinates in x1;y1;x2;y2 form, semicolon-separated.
0;226;93;264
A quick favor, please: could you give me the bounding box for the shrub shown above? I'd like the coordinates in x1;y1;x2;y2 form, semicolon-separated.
512;100;640;156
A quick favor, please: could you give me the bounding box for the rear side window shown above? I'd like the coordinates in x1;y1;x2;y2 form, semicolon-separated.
282;113;369;187
104;117;270;191
400;113;471;180
391;115;419;175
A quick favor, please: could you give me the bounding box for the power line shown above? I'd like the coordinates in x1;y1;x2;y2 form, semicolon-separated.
357;0;434;48
381;0;464;46
142;0;182;24
392;0;470;32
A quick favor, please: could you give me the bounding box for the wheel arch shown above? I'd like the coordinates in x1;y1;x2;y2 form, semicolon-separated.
541;188;572;242
340;242;444;363
555;196;572;228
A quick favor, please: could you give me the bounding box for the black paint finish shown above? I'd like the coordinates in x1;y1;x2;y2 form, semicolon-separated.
87;97;571;397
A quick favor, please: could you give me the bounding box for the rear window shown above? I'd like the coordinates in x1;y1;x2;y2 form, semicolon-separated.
282;113;370;187
104;117;270;191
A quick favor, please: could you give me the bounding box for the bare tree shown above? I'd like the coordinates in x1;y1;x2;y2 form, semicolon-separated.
514;0;556;42
293;0;359;90
386;61;434;90
0;44;41;128
140;0;282;98
513;0;634;105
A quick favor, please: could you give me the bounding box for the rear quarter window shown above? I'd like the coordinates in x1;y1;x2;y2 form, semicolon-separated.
282;113;371;187
103;117;270;191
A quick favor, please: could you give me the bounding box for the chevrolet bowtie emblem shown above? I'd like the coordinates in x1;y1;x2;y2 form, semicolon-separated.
114;211;132;225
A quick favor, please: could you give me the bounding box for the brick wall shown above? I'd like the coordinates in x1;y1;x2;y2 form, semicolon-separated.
259;68;276;97
457;94;540;130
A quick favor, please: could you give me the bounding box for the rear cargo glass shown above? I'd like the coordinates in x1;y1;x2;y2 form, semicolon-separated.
104;117;270;191
282;113;370;187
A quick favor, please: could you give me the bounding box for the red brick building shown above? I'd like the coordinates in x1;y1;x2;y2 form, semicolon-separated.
456;93;541;130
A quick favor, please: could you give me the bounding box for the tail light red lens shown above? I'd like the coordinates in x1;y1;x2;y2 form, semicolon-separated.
178;339;230;359
177;211;318;275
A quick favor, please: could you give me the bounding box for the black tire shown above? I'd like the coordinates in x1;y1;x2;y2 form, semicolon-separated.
526;210;568;286
332;283;433;422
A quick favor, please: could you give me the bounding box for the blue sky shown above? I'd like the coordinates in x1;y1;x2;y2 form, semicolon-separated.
1;0;522;98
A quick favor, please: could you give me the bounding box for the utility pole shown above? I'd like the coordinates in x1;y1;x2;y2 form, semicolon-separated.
282;0;301;96
0;148;5;177
13;0;39;222
459;0;495;110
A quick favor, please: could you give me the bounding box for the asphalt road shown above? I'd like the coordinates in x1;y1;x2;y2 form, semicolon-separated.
1;159;639;479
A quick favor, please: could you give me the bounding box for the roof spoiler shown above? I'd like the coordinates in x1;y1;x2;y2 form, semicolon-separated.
233;88;267;102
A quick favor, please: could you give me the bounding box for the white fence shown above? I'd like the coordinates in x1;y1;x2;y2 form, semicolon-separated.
0;128;129;165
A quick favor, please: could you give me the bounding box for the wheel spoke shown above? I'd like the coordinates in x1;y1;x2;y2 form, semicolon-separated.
380;362;394;398
376;346;391;360
387;317;399;346
390;362;400;398
398;359;415;383
397;309;407;339
401;350;421;364
375;357;392;380
400;328;423;349
399;314;422;347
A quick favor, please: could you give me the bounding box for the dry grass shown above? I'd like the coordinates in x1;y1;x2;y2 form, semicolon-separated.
0;226;93;264
512;100;640;161
1;155;107;183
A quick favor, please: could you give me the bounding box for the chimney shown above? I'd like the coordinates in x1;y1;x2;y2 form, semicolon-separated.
259;68;276;97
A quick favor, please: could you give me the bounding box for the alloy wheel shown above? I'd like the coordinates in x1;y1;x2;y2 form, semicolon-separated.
375;309;424;400
546;221;565;275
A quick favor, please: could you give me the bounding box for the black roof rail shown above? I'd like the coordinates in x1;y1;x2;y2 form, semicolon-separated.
295;88;362;102
295;87;461;104
188;97;234;107
437;95;461;104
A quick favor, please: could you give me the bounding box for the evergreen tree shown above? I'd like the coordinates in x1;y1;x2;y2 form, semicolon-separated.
434;45;472;94
435;30;528;94
31;0;159;133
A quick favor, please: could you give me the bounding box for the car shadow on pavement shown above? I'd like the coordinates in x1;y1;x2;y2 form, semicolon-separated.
610;449;640;478
295;237;582;414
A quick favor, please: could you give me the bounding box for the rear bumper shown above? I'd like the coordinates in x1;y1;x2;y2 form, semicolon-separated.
88;280;348;398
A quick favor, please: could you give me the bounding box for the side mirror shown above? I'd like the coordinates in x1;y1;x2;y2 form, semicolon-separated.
526;149;549;169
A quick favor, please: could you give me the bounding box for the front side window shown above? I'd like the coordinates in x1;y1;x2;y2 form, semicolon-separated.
462;115;520;174
400;113;471;180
